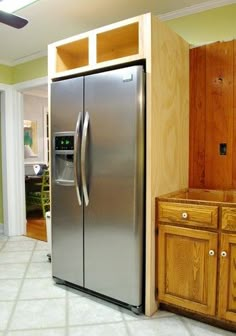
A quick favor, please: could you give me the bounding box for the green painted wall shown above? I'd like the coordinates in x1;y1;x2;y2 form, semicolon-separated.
166;4;236;46
12;56;47;84
0;64;13;84
0;56;47;85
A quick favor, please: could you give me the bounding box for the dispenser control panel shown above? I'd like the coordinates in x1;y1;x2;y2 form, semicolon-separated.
55;135;74;151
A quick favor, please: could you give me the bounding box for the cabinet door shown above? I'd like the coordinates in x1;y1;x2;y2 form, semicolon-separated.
218;234;236;322
158;225;217;315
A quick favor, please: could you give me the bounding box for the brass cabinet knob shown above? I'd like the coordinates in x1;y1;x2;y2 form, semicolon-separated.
221;251;227;257
181;212;188;219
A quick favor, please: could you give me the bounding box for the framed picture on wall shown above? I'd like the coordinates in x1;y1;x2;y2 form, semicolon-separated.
24;119;38;158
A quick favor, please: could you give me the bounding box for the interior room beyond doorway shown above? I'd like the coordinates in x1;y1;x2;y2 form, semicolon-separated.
23;85;49;241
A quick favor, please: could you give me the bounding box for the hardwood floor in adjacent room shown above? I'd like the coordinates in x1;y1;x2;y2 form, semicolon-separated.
25;210;47;242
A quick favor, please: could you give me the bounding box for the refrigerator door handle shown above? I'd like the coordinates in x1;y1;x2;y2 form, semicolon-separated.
81;111;90;206
55;179;74;186
74;112;82;206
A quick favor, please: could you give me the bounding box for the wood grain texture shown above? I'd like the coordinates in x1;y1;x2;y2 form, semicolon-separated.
188;189;224;202
145;15;189;316
221;207;236;231
205;41;234;189
49;14;145;79
26;217;47;241
156;188;188;200
218;233;236;322
96;22;139;63
164;188;236;203
189;46;206;188
158;201;218;228
158;225;217;315
156;194;236;324
224;190;236;203
56;38;89;72
150;20;189;197
233;40;236;188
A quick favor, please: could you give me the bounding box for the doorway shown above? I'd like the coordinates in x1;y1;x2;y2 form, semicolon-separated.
0;92;4;235
22;84;49;241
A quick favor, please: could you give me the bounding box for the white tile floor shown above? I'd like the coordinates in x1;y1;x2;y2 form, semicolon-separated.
0;234;234;336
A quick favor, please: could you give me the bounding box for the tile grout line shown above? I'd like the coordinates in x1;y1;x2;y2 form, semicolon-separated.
120;307;133;336
0;236;9;252
179;316;195;336
3;327;66;335
0;275;52;282
3;239;38;335
69;320;129;327
4;321;129;334
0;295;67;303
120;310;181;336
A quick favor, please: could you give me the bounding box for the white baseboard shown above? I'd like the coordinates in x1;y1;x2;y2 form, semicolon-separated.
0;223;4;234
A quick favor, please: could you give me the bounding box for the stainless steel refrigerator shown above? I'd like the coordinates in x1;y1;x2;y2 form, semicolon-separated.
51;65;145;313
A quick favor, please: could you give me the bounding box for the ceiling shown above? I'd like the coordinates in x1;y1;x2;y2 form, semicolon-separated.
0;0;234;65
23;84;48;98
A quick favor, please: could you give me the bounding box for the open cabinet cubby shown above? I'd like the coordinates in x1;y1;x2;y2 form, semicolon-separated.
56;37;89;73
50;18;142;77
96;22;139;63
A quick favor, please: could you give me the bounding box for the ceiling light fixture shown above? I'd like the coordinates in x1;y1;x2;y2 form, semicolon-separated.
0;0;38;13
0;0;38;29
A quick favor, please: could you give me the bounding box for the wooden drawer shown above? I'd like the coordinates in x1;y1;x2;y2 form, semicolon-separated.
221;207;236;232
158;202;218;229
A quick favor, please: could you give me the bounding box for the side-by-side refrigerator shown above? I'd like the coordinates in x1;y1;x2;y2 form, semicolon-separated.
51;65;145;312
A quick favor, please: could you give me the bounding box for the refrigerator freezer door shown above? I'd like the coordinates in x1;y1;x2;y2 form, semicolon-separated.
51;77;84;286
84;66;145;306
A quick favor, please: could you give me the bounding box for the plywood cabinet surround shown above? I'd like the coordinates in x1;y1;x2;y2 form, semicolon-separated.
48;13;189;316
189;40;236;189
96;22;139;63
48;16;146;79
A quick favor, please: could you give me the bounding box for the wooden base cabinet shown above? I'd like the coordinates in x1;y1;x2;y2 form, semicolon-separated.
157;193;236;328
218;234;236;322
158;225;217;316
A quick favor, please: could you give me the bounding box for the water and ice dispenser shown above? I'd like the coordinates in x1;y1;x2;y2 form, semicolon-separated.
53;133;75;185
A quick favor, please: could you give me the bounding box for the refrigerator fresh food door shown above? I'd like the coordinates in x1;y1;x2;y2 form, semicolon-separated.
51;77;84;286
84;66;145;306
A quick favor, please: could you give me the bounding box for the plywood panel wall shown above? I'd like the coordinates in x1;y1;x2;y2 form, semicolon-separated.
150;20;189;197
233;41;236;188
189;41;234;189
205;41;234;189
189;46;206;188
